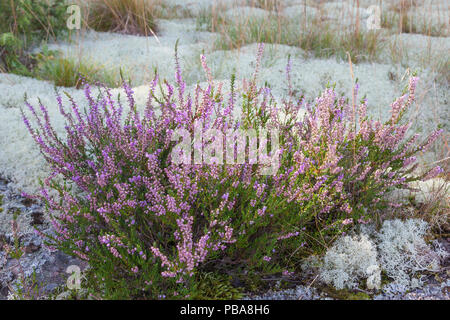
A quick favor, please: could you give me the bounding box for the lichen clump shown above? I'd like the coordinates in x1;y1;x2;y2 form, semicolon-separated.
319;219;447;291
320;234;381;290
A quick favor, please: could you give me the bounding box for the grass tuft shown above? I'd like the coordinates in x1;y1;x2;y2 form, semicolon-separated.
198;8;384;63
382;11;449;37
82;0;160;36
33;48;126;88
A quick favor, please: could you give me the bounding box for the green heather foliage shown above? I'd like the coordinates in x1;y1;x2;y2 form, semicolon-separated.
23;45;443;299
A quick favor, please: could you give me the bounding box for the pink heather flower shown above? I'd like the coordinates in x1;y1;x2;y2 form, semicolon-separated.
342;218;353;225
403;156;416;167
422;129;443;151
277;231;300;241
341;203;352;214
358;217;370;224
389;202;403;208
423;166;443;180
263;256;271;262
131;267;139;273
257;206;267;216
200;54;213;86
109;247;122;259
73;250;89;261
282;270;294;277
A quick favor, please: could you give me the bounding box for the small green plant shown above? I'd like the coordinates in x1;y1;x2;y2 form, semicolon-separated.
0;0;68;75
3;210;41;299
0;0;68;40
0;32;33;75
8;270;41;300
33;47;126;88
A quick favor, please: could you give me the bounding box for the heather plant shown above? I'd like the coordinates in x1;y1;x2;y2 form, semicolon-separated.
22;44;443;299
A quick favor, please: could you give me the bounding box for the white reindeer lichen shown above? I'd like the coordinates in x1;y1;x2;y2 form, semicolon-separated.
319;234;381;290
318;219;447;291
376;219;446;288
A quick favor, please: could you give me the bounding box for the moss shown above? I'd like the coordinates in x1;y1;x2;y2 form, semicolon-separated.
321;286;372;300
380;272;392;287
346;291;371;300
240;273;267;294
191;272;244;300
234;270;301;297
46;284;88;300
12;209;21;219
